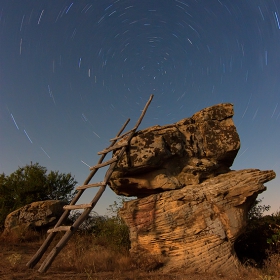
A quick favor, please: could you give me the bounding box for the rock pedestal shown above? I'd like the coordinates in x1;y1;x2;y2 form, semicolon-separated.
119;169;275;273
108;103;276;274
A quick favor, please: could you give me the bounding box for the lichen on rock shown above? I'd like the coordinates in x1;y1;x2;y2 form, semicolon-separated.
109;103;240;197
3;200;67;237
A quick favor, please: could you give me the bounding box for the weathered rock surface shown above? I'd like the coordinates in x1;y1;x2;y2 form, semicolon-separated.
109;103;240;197
3;200;67;236
119;169;276;273
107;103;276;274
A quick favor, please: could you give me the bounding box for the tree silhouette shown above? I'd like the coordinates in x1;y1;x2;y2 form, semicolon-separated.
0;162;77;229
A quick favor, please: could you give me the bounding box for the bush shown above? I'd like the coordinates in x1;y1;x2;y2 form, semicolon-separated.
0;162;77;229
235;199;280;267
68;198;131;251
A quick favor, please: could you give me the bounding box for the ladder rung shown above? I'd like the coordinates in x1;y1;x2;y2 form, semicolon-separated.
76;181;106;190
47;226;72;233
63;203;92;210
97;141;128;155
90;156;118;170
110;129;133;141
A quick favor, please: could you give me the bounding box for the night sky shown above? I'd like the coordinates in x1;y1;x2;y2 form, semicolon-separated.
1;0;279;215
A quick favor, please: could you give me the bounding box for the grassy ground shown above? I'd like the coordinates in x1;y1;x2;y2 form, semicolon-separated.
1;230;279;280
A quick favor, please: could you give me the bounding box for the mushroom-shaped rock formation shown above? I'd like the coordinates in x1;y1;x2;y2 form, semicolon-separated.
107;103;276;274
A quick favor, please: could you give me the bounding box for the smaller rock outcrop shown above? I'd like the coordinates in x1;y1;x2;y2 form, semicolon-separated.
3;200;67;236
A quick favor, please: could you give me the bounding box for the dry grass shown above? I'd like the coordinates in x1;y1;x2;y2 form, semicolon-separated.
1;225;44;243
0;230;280;280
52;234;134;273
261;253;280;279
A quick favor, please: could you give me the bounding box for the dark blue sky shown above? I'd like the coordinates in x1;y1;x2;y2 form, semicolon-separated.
0;0;279;215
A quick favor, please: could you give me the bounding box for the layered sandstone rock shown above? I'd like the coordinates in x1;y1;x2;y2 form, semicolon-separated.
3;200;67;236
107;103;276;274
119;169;275;273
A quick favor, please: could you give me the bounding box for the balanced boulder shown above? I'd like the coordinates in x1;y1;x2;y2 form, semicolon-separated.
107;103;276;274
109;103;240;197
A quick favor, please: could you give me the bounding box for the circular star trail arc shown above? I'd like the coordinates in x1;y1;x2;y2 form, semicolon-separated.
1;0;280;214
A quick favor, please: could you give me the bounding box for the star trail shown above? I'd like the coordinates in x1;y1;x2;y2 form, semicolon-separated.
0;0;279;214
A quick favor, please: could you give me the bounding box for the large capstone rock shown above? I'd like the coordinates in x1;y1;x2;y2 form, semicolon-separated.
3;200;67;236
119;169;276;274
109;103;240;197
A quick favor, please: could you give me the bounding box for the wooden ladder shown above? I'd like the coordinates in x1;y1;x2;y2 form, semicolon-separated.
26;94;153;273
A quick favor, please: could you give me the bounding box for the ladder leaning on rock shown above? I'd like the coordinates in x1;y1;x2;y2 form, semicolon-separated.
26;94;154;273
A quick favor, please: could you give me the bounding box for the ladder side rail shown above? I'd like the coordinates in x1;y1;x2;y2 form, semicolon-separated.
131;94;153;132
27;118;130;269
38;184;107;273
101;95;154;182
108;98;152;143
83;118;130;185
37;95;153;273
37;142;131;272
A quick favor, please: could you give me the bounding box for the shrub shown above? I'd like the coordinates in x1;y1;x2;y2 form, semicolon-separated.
0;162;77;229
68;198;131;251
235;199;280;267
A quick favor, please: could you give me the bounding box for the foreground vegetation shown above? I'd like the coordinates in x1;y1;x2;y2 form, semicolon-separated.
0;163;77;229
1;231;279;280
0;164;279;279
0;202;280;280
